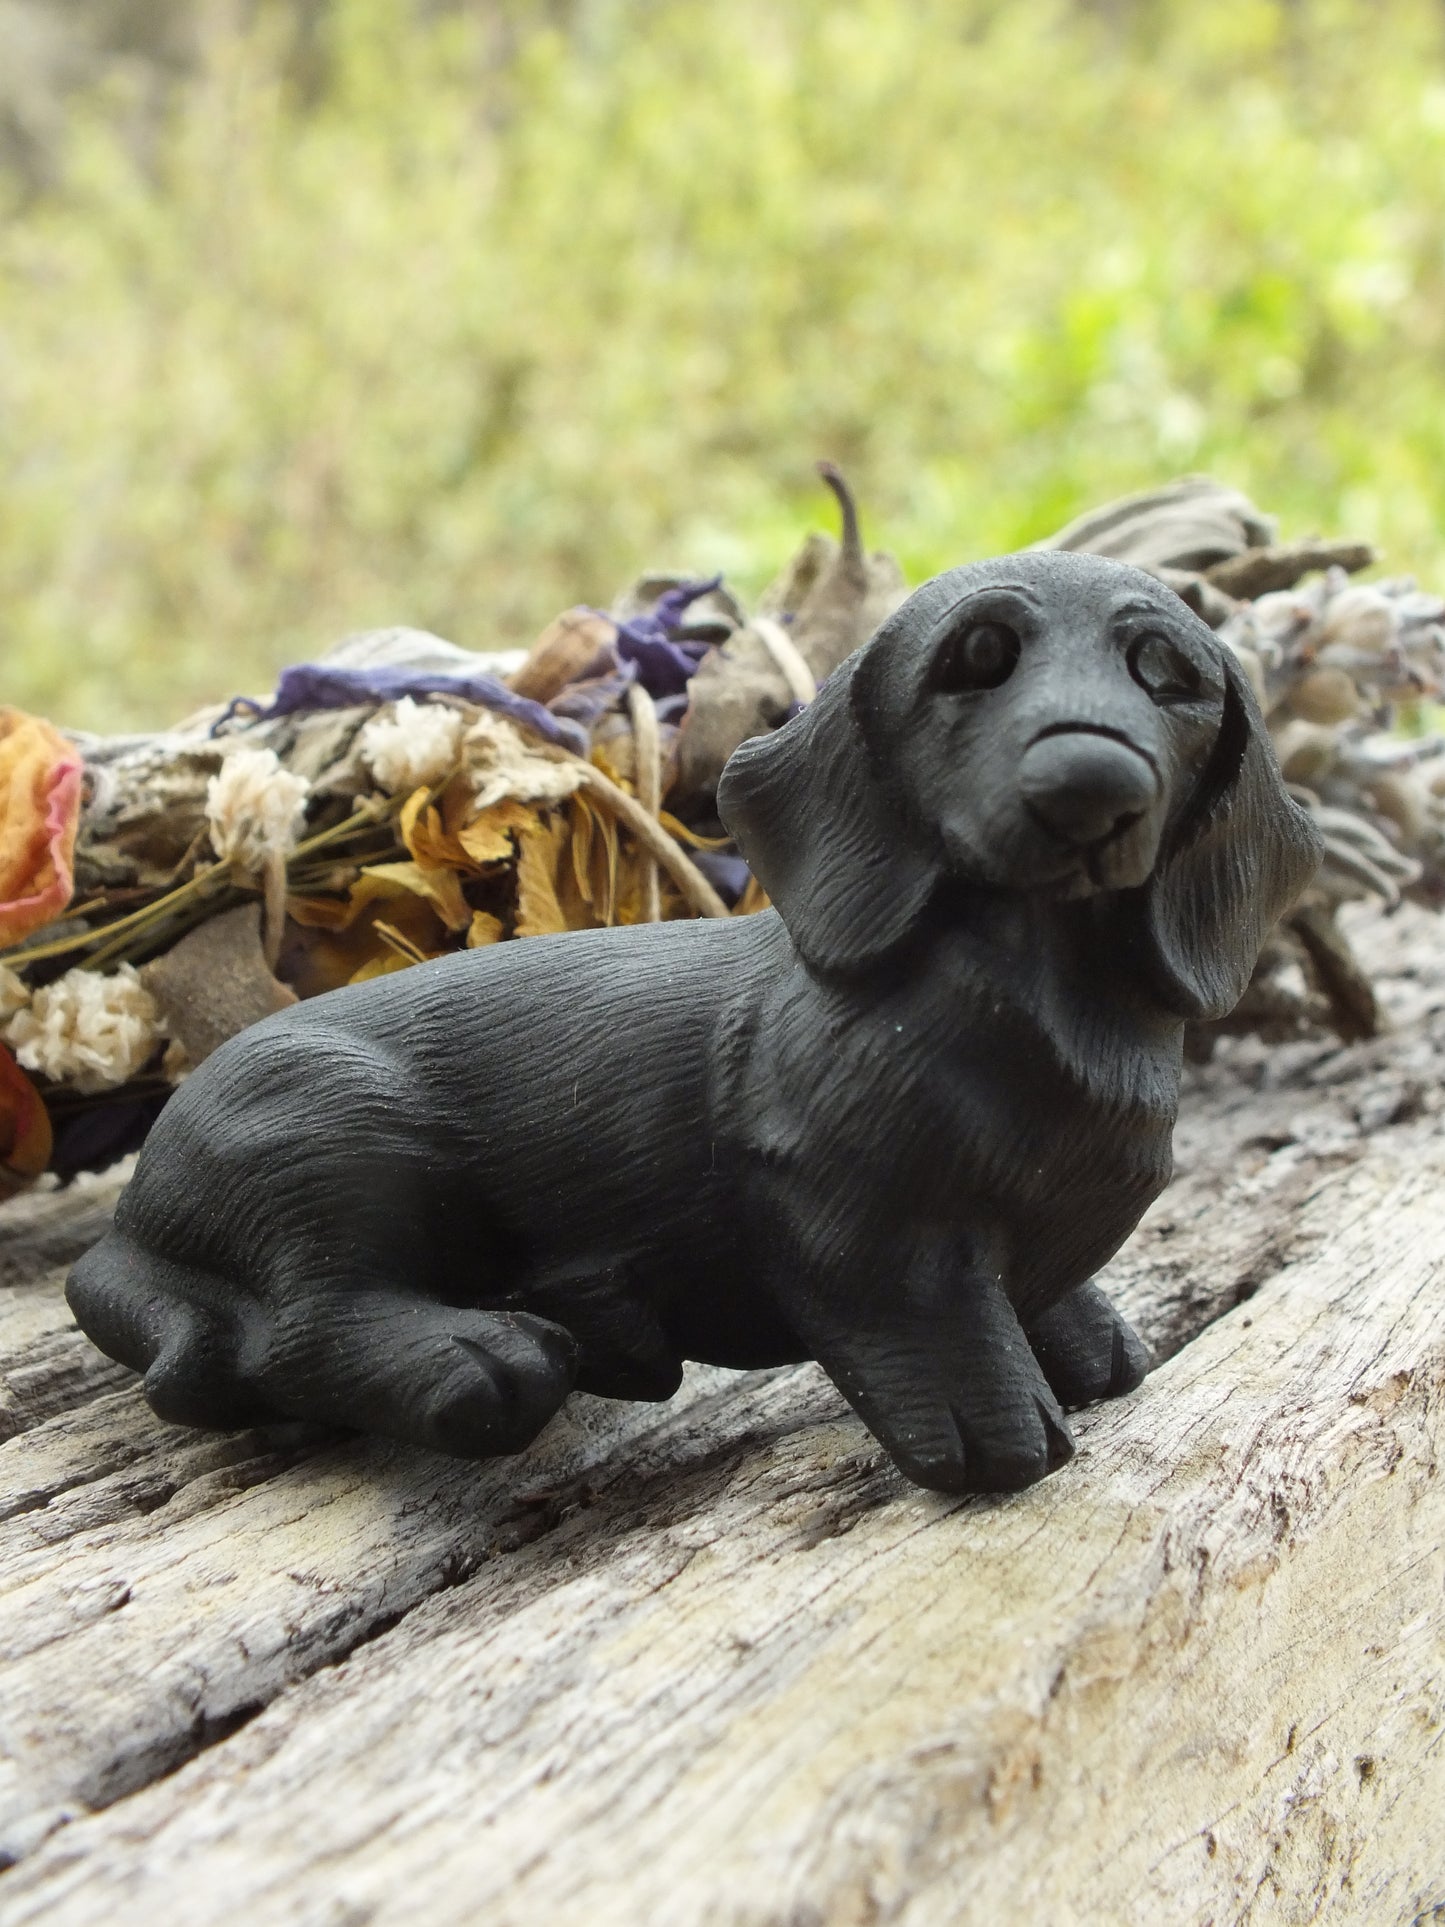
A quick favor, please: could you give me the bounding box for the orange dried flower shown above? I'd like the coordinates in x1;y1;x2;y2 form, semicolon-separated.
1;1046;51;1199
0;708;83;949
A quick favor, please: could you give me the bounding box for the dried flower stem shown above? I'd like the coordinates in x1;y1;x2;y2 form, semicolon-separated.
291;793;404;859
372;920;430;965
750;617;818;706
262;851;288;967
80;887;245;973
0;865;233;970
0;795;404;976
626;683;663;924
571;762;729;918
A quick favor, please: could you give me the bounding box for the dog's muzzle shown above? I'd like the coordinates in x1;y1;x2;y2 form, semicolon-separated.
1019;729;1159;850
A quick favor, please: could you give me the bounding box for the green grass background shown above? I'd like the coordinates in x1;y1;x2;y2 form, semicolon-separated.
5;0;1445;730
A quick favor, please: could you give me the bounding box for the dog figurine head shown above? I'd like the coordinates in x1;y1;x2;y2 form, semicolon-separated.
718;550;1322;1020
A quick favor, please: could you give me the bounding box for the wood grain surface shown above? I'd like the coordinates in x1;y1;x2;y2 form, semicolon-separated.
0;905;1441;1926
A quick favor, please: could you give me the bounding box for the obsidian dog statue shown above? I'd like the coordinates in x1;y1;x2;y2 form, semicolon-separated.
68;553;1321;1494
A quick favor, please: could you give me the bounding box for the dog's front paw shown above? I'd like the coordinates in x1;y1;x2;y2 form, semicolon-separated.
807;1266;1078;1497
887;1382;1075;1496
1025;1281;1150;1409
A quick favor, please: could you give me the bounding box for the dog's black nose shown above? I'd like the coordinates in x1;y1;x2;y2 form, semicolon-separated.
1019;732;1158;847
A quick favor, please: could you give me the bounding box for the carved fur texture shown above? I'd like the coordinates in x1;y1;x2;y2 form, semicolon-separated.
68;553;1321;1493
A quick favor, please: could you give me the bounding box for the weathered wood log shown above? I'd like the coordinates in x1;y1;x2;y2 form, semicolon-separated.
0;904;1441;1922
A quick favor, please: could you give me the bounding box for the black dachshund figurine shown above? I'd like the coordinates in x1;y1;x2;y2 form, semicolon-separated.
68;553;1321;1493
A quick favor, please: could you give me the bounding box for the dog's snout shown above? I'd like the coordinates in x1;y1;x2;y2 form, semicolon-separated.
1019;732;1159;848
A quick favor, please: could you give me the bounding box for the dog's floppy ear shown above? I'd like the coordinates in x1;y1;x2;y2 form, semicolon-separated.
717;648;939;976
1141;647;1322;1021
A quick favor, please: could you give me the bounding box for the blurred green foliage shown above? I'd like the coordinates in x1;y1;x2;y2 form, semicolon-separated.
5;0;1445;729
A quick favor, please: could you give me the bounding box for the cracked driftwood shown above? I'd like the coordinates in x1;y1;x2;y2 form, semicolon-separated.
0;905;1442;1926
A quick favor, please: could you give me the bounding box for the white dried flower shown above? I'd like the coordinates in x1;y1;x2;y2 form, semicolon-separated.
1272;719;1340;788
465;711;585;812
0;964;31;1025
1226;568;1445;726
4;964;166;1093
1316;582;1400;658
359;698;468;796
206;747;310;874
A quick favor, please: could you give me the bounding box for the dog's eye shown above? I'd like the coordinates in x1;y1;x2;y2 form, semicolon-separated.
935;621;1021;692
1129;633;1204;703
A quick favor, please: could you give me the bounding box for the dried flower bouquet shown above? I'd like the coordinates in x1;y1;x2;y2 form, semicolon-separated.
2;471;1440;1196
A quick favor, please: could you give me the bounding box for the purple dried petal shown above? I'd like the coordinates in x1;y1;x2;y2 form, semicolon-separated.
614;635;712;699
689;851;754;906
610;576;725;698
213;664;589;755
616;576;723;647
549;669;637;729
646;576;725;633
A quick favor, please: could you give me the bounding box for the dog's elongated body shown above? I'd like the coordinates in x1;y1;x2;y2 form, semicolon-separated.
70;554;1321;1492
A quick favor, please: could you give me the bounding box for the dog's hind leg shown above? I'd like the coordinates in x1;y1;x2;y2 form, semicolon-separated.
1024;1280;1151;1410
255;1283;580;1458
70;1232;580;1458
68;1232;278;1429
515;1259;684;1402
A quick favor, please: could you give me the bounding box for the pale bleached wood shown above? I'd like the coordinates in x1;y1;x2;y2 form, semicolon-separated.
3;1145;1441;1926
0;1356;767;1857
0;905;1440;1921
